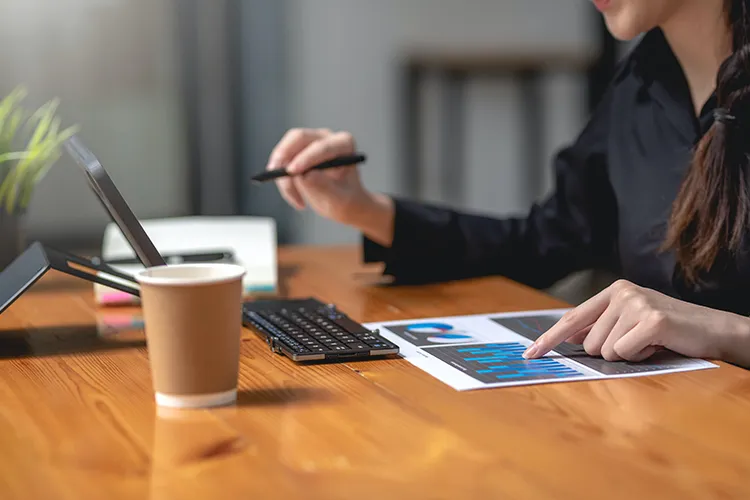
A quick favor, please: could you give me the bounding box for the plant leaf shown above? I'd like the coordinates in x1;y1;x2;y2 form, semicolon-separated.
18;124;79;209
0;87;26;153
0;152;29;164
0;90;78;214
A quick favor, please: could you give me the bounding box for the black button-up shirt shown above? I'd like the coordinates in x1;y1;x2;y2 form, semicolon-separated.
364;28;750;316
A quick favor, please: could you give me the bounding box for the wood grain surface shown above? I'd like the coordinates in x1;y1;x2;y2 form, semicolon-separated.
0;245;748;500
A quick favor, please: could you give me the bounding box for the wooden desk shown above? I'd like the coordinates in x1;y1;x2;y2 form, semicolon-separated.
1;246;749;499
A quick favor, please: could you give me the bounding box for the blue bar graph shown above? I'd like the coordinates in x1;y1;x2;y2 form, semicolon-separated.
425;342;584;384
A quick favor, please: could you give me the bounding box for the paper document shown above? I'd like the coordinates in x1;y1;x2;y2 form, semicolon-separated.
365;309;717;391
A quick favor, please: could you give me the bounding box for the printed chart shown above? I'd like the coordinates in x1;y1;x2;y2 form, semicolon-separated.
424;342;584;384
366;310;718;391
386;322;479;346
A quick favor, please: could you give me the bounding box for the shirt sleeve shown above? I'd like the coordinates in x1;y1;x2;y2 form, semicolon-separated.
362;82;619;289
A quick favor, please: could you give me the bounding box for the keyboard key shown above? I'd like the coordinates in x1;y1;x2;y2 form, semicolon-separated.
330;316;369;334
345;342;369;350
369;343;391;349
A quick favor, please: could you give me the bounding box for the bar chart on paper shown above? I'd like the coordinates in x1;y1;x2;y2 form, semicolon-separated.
423;342;584;384
368;310;719;391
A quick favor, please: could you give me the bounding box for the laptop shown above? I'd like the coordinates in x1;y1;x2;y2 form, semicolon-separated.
63;136;400;362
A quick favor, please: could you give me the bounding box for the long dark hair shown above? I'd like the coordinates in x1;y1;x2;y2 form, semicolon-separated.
664;0;750;283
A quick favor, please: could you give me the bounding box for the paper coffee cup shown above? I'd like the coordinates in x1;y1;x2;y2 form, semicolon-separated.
135;263;246;409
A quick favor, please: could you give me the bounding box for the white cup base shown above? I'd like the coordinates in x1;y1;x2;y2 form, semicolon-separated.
155;388;237;409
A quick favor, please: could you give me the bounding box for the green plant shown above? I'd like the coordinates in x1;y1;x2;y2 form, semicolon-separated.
0;87;78;215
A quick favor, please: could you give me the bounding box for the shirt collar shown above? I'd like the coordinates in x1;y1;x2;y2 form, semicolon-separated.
630;29;717;143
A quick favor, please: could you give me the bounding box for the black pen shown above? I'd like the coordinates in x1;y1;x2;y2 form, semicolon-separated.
251;154;367;184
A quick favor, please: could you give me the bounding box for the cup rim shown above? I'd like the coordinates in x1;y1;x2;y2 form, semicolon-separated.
134;263;246;287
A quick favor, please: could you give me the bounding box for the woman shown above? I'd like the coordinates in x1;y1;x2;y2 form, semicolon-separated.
265;0;750;368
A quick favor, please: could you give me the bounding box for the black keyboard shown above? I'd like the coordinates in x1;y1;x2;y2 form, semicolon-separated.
242;298;399;361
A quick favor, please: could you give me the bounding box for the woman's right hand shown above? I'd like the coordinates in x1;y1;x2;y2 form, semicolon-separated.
266;128;369;224
266;127;396;246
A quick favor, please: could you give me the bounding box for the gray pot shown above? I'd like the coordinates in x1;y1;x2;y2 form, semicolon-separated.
0;208;27;272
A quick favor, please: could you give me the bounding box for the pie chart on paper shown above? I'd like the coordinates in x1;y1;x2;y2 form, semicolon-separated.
405;323;475;344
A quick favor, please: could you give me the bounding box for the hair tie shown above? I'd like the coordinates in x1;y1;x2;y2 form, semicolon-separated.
714;107;737;125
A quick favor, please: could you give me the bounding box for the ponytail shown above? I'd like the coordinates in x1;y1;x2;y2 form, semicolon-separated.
664;0;750;283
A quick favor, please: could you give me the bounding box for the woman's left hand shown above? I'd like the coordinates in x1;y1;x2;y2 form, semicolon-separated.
522;279;750;363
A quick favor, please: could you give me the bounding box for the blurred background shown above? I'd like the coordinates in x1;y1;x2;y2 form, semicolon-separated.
0;0;635;300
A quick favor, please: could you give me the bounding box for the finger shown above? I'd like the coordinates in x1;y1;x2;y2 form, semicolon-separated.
567;324;593;344
267;128;329;169
523;288;613;358
287;131;356;175
582;305;622;357
598;313;639;361
268;129;328;209
613;319;661;362
277;177;305;210
294;170;330;201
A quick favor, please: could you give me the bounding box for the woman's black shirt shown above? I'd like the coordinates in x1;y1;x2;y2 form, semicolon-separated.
364;29;750;316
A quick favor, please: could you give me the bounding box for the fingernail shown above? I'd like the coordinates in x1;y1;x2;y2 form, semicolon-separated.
523;344;538;359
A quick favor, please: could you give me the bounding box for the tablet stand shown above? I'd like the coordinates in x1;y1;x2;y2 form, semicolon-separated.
0;241;139;317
